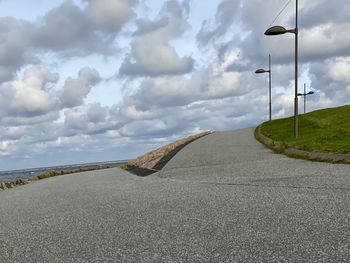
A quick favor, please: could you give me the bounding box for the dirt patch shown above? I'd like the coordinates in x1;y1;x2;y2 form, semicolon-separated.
122;131;212;176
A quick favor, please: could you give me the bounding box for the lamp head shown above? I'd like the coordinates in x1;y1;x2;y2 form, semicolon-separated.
307;91;315;95
255;69;268;74
265;26;288;35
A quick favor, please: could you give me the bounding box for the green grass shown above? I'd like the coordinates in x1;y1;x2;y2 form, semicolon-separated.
260;105;350;153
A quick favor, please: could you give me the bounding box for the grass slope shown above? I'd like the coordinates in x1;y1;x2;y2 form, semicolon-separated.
260;105;350;153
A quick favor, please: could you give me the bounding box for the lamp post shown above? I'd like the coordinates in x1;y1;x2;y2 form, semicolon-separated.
264;0;299;138
255;54;272;121
297;83;314;114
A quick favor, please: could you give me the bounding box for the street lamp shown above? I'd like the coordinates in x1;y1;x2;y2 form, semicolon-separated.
255;54;272;121
297;83;314;114
265;0;299;138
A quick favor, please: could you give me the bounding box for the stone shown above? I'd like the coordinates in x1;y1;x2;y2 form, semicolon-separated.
21;179;30;185
127;131;211;170
15;179;22;185
28;176;39;182
5;182;15;188
0;182;7;190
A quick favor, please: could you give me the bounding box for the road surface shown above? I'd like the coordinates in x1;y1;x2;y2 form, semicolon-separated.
1;128;350;262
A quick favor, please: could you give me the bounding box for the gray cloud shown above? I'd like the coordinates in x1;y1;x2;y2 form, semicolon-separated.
0;126;27;141
60;67;101;108
300;23;350;62
119;119;178;137
117;87;271;139
0;17;37;83
197;0;240;46
1;111;60;127
64;103;107;130
309;58;350;102
125;68;245;111
0;0;136;83
84;0;137;33
119;51;194;77
262;1;349;62
119;0;194;77
213;0;350;73
32;0;134;56
63;103;125;137
133;17;169;36
299;0;350;28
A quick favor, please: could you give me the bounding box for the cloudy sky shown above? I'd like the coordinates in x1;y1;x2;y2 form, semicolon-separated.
0;0;349;170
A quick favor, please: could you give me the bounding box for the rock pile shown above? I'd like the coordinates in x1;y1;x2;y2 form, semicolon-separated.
0;178;31;191
124;131;211;175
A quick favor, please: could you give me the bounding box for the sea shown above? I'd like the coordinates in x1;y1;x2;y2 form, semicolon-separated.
0;160;127;183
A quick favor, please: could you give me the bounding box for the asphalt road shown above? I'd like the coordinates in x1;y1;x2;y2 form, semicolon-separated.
1;127;350;262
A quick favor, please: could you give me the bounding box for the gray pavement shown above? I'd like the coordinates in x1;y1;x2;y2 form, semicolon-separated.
1;127;350;262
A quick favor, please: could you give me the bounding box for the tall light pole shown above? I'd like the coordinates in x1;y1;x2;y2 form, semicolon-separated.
264;0;299;138
297;83;314;114
255;54;272;121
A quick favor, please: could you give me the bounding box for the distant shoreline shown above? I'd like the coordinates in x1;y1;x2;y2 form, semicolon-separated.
0;160;128;174
0;160;127;184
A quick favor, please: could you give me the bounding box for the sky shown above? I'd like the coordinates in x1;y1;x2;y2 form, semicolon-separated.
0;0;349;170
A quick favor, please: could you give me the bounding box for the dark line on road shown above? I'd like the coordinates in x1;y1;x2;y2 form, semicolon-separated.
161;157;288;172
199;181;350;191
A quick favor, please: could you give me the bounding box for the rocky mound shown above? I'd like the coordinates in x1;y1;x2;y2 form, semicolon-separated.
123;131;212;176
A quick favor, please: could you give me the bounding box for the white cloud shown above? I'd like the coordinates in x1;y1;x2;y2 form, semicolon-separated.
0;140;12;156
328;58;350;84
0;67;59;119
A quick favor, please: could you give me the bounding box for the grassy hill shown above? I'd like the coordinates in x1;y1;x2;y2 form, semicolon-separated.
260;105;350;153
